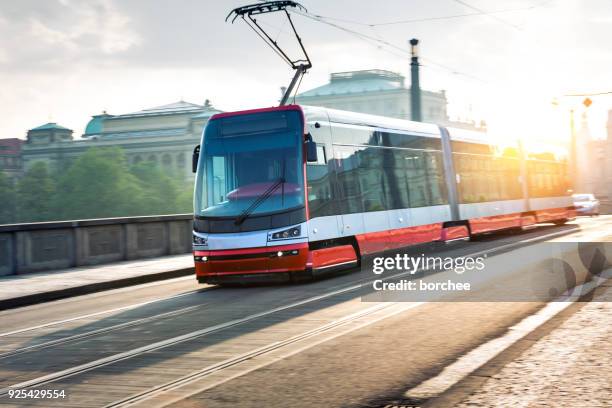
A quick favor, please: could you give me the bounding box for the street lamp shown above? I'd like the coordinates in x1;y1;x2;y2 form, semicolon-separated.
409;38;421;122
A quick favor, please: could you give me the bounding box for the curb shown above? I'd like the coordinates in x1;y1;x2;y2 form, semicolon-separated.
0;267;195;311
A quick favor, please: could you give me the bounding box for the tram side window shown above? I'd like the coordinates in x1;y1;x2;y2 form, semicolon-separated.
398;150;448;207
404;150;429;207
306;145;336;218
382;132;443;151
331;126;378;146
334;145;388;214
425;151;448;205
455;154;489;203
498;157;522;199
527;160;568;197
456;154;498;203
381;150;410;210
334;144;447;213
386;150;447;208
359;149;386;211
455;153;522;203
334;145;365;214
331;127;443;151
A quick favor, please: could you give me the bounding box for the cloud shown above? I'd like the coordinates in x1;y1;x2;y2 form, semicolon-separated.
0;0;140;72
1;0;612;140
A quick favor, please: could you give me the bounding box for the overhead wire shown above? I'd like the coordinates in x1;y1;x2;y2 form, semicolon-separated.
288;0;552;83
289;8;488;84
300;3;549;28
250;1;564;96
451;0;524;31
241;15;294;67
563;91;612;97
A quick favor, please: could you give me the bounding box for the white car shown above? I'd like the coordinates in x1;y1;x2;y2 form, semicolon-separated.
572;193;600;216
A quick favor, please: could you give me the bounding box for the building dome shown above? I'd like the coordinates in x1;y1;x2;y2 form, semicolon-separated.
31;122;71;131
84;113;111;136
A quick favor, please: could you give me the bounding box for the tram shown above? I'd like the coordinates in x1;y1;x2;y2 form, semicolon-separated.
191;105;573;284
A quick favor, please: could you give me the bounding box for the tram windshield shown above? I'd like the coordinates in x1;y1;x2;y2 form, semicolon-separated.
195;109;305;219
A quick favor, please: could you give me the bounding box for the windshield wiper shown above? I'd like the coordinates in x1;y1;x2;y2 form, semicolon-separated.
234;177;285;226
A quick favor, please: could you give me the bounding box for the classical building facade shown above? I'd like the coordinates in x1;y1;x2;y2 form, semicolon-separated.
0;138;23;183
20;100;220;180
295;69;484;131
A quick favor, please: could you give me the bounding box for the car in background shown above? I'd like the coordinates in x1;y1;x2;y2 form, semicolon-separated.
572;193;600;216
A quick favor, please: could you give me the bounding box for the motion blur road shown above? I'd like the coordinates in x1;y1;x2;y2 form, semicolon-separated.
0;216;610;408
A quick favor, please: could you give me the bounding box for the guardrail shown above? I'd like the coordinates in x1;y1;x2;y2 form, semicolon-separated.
0;214;193;276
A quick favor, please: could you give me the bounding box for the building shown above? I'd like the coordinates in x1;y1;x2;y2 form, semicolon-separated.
574;110;612;213
21;100;221;180
0;138;23;183
296;70;449;123
295;69;485;131
21;122;75;173
294;70;443;122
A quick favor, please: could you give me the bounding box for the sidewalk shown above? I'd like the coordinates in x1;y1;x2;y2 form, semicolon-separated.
0;254;194;310
452;281;612;407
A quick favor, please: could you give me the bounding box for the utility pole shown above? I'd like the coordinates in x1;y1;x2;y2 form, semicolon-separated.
410;38;422;122
569;108;577;192
554;95;594;193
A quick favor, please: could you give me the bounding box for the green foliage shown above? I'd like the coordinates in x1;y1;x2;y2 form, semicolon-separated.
176;184;194;214
130;161;180;215
56;147;143;219
1;146;195;224
0;172;16;224
16;162;56;222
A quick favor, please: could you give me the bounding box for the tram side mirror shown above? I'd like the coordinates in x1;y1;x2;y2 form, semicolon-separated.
192;145;200;173
305;134;318;163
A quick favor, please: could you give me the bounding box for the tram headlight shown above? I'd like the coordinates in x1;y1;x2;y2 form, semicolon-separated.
193;235;207;245
270;250;300;258
269;226;301;241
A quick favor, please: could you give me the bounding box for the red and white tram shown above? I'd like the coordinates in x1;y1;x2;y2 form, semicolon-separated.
191;104;573;284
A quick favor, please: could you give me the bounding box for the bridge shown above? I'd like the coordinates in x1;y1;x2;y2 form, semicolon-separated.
0;216;610;407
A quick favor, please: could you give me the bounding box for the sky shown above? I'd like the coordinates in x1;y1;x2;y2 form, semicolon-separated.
1;0;611;147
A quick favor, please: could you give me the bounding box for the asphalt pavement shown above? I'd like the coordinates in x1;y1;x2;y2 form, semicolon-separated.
0;216;609;408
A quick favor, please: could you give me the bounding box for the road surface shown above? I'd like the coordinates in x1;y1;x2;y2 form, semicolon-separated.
0;216;610;408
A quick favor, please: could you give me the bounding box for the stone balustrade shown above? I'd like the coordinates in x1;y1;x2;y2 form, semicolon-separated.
0;214;193;276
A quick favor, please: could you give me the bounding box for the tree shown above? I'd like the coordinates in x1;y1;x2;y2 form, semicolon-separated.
0;172;16;224
130;161;180;215
176;182;194;214
16;162;56;222
56;147;143;219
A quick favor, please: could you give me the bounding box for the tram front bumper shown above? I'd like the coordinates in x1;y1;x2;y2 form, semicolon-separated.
194;242;309;283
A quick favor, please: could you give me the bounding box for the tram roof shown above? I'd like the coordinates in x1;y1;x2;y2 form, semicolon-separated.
209;104;501;145
301;105;441;137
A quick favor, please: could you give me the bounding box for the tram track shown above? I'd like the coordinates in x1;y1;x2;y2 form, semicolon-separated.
103;302;422;408
2;220;601;346
0;278;199;338
0;221;600;400
111;273;612;408
0;304;205;360
0;281;370;396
